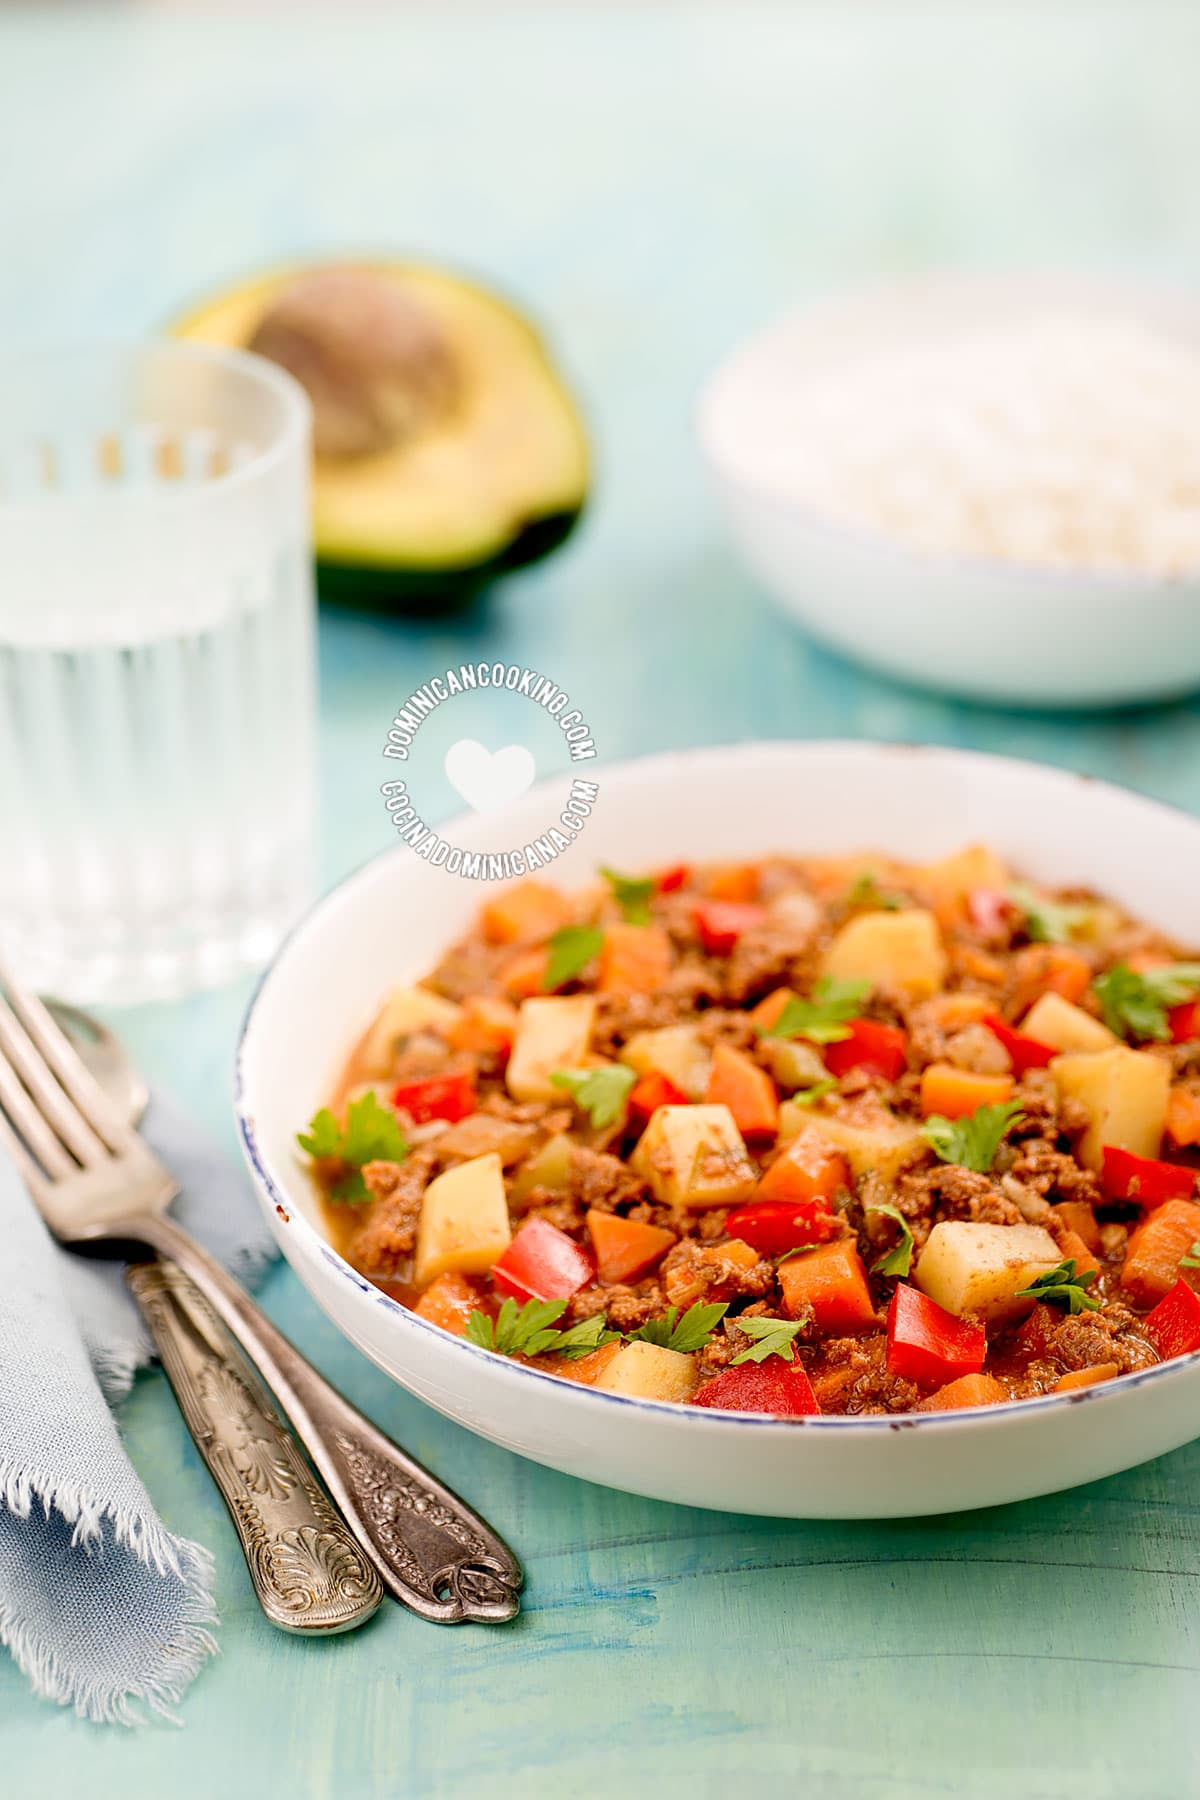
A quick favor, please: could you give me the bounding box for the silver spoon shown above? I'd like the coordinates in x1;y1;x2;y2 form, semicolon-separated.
48;1001;521;1626
50;1001;384;1634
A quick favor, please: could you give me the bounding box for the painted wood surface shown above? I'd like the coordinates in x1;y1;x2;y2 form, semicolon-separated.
4;4;1200;1793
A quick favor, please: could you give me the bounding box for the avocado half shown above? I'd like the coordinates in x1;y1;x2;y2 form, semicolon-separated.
173;263;589;606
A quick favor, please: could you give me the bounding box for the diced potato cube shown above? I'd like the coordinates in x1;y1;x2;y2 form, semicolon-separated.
919;845;1011;899
506;995;596;1102
915;1221;1062;1323
509;1132;574;1200
361;986;462;1075
413;1152;511;1288
1022;992;1116;1055
783;1108;929;1184
594;1341;698;1402
622;1024;711;1100
764;1037;828;1092
821;908;947;999
631;1103;757;1208
1051;1046;1170;1170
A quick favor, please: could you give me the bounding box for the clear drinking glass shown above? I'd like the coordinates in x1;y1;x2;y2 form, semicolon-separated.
0;343;316;1002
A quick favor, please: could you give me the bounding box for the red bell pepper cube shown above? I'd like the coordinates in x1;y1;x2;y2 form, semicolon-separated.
628;1070;690;1123
725;1197;842;1256
824;1018;908;1082
656;863;690;893
1144;1277;1200;1360
491;1217;594;1304
691;1357;820;1416
1169;999;1200;1043
1101;1145;1195;1208
693;900;767;956
968;889;1015;937
982;1013;1058;1075
886;1284;987;1388
390;1071;476;1124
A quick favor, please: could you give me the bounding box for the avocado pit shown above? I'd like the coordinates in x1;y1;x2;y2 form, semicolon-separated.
249;266;458;458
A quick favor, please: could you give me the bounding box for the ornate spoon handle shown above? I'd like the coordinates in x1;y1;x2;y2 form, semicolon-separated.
118;1214;522;1622
128;1261;383;1634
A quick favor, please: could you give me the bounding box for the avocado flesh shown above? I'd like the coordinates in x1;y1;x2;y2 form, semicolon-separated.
173;265;588;584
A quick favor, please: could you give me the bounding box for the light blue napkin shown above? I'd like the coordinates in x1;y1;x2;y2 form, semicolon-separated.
0;1092;275;1725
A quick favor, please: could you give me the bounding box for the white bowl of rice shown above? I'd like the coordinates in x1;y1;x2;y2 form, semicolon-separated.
697;272;1200;707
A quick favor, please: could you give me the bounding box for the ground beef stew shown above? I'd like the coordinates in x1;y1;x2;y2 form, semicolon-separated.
299;848;1200;1416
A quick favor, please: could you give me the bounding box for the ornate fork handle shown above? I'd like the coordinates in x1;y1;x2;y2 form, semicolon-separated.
128;1261;383;1634
118;1214;521;1623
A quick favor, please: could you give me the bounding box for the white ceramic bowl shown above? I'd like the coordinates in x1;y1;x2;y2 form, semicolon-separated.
696;273;1200;708
236;741;1200;1517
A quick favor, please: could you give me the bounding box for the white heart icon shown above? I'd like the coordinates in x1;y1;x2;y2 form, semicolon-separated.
444;739;536;814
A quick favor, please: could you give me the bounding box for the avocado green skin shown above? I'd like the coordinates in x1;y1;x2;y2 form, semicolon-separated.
315;504;583;614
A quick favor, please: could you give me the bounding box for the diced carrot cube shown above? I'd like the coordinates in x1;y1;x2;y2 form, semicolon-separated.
919;1063;1015;1119
1056;1228;1101;1280
480;880;572;945
750;987;796;1034
954;947;1008;986
1011;944;1092;1012
500;947;551;999
597;923;672;994
756;1128;850;1206
809;1365;861;1409
778;1239;877;1334
1166;1085;1200;1148
706;864;760;903
586;1209;676;1284
916;1373;1008;1411
1121;1198;1200;1304
925;993;992;1030
528;1340;623;1386
413;1272;485;1337
448;996;518;1057
1053;1200;1101;1253
1053;1363;1120;1393
704;1042;779;1139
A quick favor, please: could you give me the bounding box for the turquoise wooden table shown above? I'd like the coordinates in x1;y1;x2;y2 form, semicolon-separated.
5;3;1200;1793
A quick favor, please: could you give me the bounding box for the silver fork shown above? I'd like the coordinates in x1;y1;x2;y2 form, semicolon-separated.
0;961;521;1624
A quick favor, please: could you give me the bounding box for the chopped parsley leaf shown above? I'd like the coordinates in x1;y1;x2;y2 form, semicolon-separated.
550;1063;637;1129
543;925;605;991
600;866;655;925
630;1302;728;1354
762;977;872;1045
730;1316;808;1365
1093;962;1200;1042
865;1198;915;1276
922;1100;1024;1175
1013;1258;1100;1315
297;1090;409;1202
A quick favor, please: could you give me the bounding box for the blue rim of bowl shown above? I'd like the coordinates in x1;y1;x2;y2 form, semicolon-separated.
234;739;1200;1432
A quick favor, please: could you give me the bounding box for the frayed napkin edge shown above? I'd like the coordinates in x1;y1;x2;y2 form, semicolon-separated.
0;1457;218;1726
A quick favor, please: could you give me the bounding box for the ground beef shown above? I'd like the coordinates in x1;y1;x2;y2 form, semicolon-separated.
563;1145;650;1213
723;924;822;1005
896;1162;1023;1227
346;1148;439;1275
592;991;689;1052
693;1008;759;1051
812;1335;921;1414
1016;1301;1157;1375
659;1238;774;1308
1007;1142;1103;1207
427;937;508;1001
